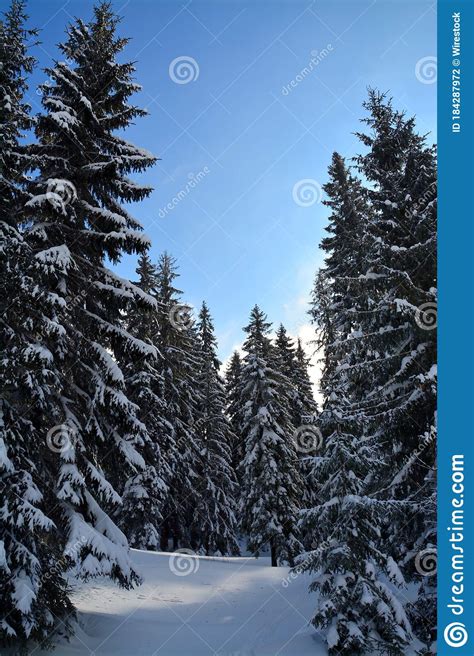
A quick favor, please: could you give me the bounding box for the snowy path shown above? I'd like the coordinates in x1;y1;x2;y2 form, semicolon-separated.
35;549;326;656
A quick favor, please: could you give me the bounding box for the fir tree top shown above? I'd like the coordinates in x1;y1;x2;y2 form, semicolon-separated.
0;0;37;224
197;301;220;370
243;305;272;358
28;0;157;264
156;252;183;304
135;252;158;294
321;151;369;280
275;324;295;373
225;350;242;377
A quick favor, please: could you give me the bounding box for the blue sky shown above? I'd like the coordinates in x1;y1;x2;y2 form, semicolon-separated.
20;0;436;370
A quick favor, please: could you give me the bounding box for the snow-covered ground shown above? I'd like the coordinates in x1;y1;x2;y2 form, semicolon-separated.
35;549;326;656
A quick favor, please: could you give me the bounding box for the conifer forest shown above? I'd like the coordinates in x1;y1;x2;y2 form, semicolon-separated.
0;1;437;654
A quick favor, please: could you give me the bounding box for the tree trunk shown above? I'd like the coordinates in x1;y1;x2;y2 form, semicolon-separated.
160;521;169;551
270;541;278;567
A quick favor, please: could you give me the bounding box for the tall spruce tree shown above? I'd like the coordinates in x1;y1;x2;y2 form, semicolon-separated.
239;306;302;566
0;0;36;225
1;2;74;648
353;90;437;647
274;326;318;506
274;326;318;431
118;253;169;550
304;94;437;653
224;350;244;481
292;337;319;507
153;253;202;550
310;269;336;396
297;388;413;655
293;338;318;424
23;1;157;595
192;302;239;556
302;148;413;655
303;154;372;527
274;324;298;423
308;151;374;465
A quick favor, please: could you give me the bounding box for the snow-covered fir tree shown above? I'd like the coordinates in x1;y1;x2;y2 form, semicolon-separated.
274;326;318;429
297;389;413;655
1;2;74;648
303;153;371;529
293;337;319;507
239;306;302;566
224;350;244;482
314;151;372;391
310;269;337;394
305;93;437;653
0;0;36;224
353;90;437;647
23;1;158;596
274;325;297;419
192;302;239;556
310;149;374;445
118;253;169;550
293;338;318;425
274;326;318;506
301;147;414;655
152;252;202;550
